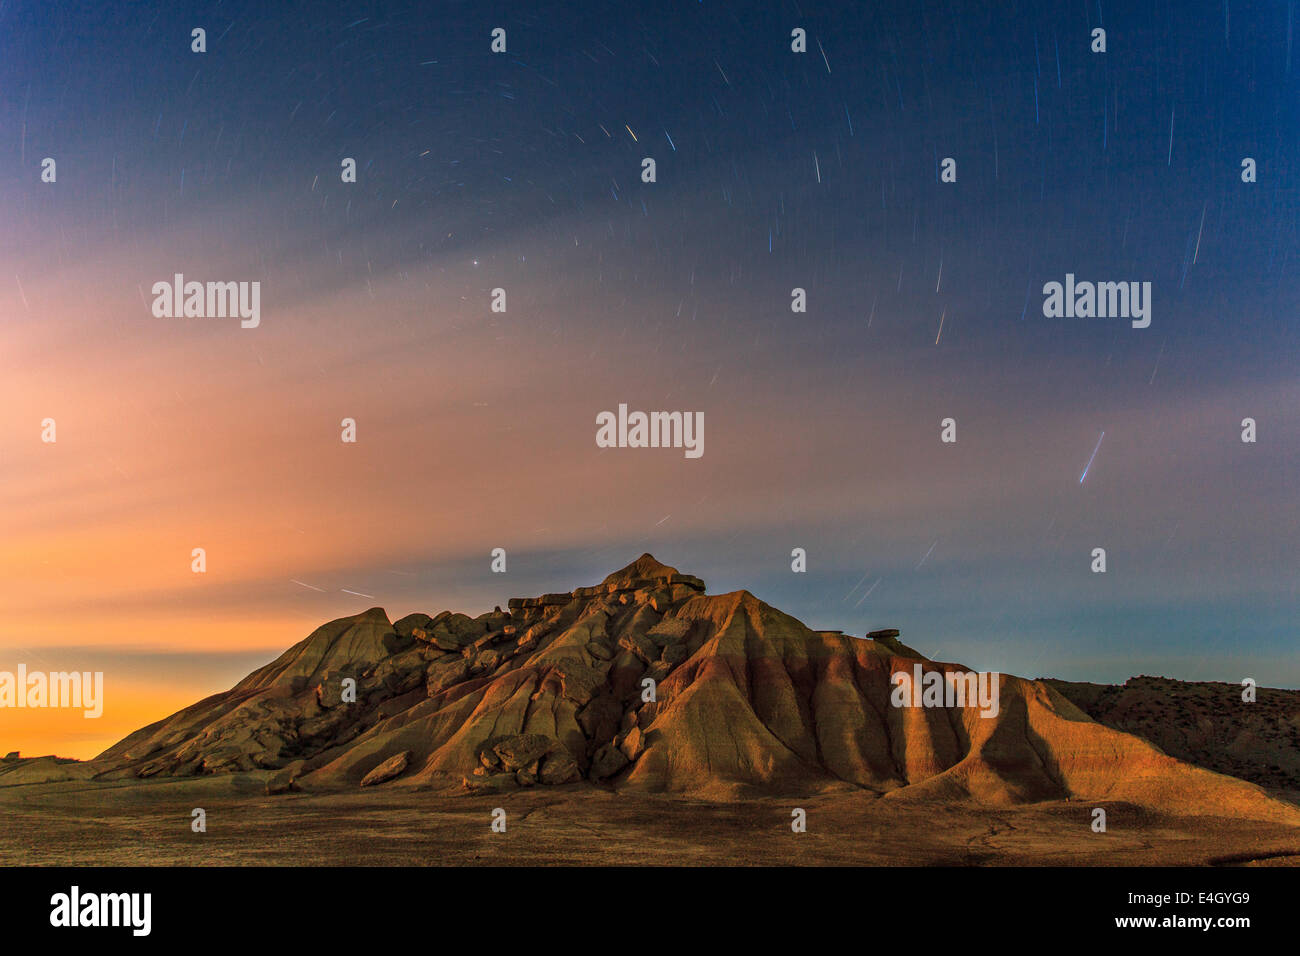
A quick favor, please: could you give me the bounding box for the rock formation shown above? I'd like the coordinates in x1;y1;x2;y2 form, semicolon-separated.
84;554;1297;822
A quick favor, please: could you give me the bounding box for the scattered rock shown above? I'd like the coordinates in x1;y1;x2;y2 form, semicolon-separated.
462;772;518;793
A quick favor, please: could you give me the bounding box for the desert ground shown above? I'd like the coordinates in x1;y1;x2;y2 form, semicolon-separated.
2;775;1297;867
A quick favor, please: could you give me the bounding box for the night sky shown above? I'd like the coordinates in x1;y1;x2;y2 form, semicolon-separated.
2;0;1298;757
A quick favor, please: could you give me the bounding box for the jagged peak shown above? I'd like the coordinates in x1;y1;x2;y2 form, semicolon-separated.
598;554;702;590
601;552;682;586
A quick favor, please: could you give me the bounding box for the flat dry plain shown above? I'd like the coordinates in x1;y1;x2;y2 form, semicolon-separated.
1;776;1297;867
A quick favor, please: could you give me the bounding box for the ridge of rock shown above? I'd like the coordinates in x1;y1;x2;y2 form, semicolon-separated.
70;556;1300;825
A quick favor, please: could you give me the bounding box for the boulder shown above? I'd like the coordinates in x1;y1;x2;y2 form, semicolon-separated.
538;749;581;785
661;642;689;666
554;661;608;705
314;671;355;709
360;751;410;787
266;760;306;795
473;631;505;650
471;648;503;674
371;651;427;694
393;613;434;639
478;610;511;631
590;742;630;780
577;694;623;742
619;727;645;762
423;613;485;649
489;733;553;771
426;658;470;696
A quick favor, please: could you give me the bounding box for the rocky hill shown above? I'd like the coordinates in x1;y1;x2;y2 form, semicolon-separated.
1046;676;1300;794
68;555;1298;823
